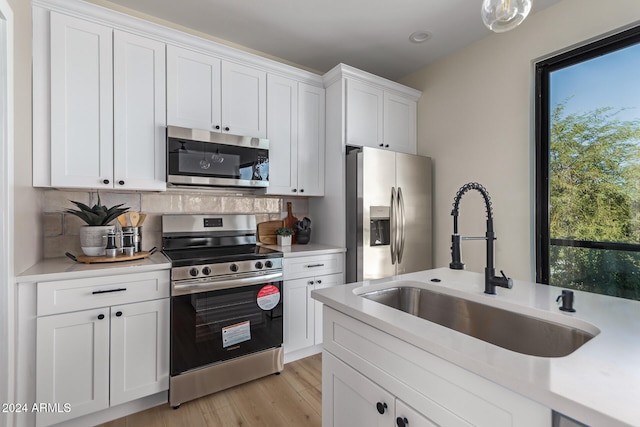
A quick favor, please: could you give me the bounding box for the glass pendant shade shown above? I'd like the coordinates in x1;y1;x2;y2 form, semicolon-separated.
481;0;532;33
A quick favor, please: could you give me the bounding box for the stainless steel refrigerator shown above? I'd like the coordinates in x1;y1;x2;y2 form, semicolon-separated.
346;147;432;282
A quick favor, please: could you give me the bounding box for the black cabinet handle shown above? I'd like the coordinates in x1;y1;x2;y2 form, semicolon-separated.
118;180;125;186
396;417;409;427
116;311;123;317
306;264;325;268
376;402;387;415
97;314;105;320
102;179;110;185
92;288;127;295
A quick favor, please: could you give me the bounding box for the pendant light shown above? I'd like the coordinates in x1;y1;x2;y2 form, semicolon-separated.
481;0;532;33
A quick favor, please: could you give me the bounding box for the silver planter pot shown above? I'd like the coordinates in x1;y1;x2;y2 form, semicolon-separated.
79;225;115;256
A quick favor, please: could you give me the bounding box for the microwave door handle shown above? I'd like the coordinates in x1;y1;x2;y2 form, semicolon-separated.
390;187;396;264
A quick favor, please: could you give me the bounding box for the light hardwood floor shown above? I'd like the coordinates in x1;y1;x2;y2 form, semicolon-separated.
98;353;322;427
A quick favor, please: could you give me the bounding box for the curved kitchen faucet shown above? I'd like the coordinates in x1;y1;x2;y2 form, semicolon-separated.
449;182;513;294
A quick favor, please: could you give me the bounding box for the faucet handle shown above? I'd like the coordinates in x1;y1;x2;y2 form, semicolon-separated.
499;270;514;289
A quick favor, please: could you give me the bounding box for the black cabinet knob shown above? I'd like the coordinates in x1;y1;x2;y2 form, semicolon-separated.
308;280;314;285
292;188;297;192
396;417;409;427
214;125;220;130
116;311;123;317
299;189;304;193
379;143;384;147
102;179;110;185
385;144;389;148
118;180;125;185
376;402;387;415
316;279;322;284
224;127;230;131
97;314;105;320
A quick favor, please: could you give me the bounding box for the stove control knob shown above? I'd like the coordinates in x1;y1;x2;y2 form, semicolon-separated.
202;266;211;275
265;260;273;268
189;267;199;277
255;261;263;269
230;263;239;272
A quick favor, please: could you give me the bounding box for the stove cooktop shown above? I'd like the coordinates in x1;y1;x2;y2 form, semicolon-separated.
163;244;282;268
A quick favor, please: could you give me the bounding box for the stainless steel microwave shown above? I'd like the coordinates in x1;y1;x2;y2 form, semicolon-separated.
167;126;269;188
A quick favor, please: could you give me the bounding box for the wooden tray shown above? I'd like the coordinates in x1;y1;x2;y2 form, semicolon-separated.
66;250;154;264
257;220;284;245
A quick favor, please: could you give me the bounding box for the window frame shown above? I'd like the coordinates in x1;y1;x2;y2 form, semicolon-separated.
535;25;640;284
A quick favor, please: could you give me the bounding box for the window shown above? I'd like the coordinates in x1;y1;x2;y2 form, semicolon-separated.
536;26;640;301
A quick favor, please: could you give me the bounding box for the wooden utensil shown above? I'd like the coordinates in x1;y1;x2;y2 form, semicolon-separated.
284;202;299;244
129;211;140;227
257;220;284;245
137;213;147;226
117;213;128;227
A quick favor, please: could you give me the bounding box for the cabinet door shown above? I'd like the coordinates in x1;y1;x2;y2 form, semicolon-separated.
221;61;267;138
323;352;394;427
396;399;439;427
283;278;314;353
265;74;298;195
113;31;166;191
50;12;113;189
297;83;325;196
36;308;110;427
384;92;417;154
166;45;221;131
110;298;170;406
313;273;343;345
346;79;384;148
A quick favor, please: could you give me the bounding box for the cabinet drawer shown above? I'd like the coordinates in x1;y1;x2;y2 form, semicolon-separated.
283;253;344;280
37;270;170;316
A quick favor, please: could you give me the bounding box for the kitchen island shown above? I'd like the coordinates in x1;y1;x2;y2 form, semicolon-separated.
311;268;640;427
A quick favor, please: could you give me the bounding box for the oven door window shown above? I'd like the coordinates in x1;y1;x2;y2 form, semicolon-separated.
167;138;269;181
171;281;283;376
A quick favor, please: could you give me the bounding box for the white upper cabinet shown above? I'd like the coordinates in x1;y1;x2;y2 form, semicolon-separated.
266;75;325;196
346;77;417;154
113;31;166;191
50;12;114;189
166;45;222;132
167;45;267;138
266;74;298;194
346;79;384;148
297;83;326;196
383;91;417;155
221;61;267;138
46;12;166;190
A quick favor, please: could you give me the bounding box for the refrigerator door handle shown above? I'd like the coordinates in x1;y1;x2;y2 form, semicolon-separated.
390;187;397;264
397;186;406;263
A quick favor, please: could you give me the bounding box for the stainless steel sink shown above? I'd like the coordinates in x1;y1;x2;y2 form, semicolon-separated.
359;285;596;357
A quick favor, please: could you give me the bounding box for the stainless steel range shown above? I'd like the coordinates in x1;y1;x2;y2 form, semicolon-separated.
162;214;284;408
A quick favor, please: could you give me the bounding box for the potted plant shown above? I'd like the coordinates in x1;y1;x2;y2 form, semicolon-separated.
275;227;294;247
65;195;129;256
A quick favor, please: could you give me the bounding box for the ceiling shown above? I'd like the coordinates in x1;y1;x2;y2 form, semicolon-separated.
105;0;563;81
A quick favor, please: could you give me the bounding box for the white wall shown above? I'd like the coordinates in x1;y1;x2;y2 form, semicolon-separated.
400;0;640;281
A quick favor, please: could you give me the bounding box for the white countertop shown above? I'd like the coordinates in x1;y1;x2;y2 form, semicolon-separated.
261;242;346;258
311;267;640;427
16;252;171;283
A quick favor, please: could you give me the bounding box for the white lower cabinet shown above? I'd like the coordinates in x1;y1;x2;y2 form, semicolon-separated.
34;271;170;427
283;253;344;359
322;307;551;427
324;352;438;427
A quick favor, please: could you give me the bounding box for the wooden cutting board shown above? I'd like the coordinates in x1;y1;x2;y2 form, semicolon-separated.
257;220;284;245
69;251;152;264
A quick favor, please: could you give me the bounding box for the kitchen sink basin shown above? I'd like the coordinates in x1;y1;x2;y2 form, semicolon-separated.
358;284;596;357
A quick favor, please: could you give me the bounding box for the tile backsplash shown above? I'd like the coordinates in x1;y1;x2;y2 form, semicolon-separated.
42;189;309;258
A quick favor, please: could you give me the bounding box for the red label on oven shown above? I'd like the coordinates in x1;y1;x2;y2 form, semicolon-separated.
257;285;280;310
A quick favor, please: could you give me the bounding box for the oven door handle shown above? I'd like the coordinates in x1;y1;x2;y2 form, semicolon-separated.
172;271;283;296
